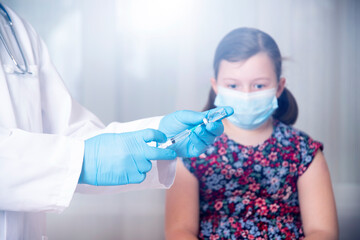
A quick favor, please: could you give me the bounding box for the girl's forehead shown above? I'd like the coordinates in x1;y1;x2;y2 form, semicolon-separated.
218;53;276;79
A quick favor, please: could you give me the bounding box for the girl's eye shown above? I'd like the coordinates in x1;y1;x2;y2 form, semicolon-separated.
227;84;237;89
254;84;265;90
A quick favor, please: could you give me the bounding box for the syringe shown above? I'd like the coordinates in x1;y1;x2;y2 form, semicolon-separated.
158;107;229;149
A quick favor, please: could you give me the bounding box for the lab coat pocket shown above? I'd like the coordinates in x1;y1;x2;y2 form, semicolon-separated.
1;64;43;131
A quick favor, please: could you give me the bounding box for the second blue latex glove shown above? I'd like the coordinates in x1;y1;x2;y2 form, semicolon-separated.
159;106;234;158
79;129;177;186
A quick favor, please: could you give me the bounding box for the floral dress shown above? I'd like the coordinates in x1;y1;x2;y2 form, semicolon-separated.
182;120;323;240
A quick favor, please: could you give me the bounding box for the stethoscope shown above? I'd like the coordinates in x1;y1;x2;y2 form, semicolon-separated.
0;3;31;74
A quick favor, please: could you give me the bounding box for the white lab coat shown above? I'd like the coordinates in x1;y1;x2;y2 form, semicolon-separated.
0;5;176;240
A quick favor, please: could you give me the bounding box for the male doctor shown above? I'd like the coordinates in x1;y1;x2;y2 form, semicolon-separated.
0;3;233;240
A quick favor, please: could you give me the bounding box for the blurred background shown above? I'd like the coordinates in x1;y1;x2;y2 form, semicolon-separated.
3;0;359;239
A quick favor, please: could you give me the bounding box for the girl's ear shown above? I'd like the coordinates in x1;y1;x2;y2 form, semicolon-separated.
211;77;218;94
276;77;286;98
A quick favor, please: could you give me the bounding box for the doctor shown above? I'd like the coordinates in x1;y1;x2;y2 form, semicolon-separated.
0;3;233;240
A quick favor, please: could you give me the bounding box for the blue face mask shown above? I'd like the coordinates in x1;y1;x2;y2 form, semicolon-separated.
214;86;278;130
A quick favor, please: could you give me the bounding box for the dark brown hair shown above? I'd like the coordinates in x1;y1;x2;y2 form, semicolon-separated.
204;27;298;125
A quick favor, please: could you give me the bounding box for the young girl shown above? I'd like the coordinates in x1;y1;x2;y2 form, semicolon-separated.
165;28;338;240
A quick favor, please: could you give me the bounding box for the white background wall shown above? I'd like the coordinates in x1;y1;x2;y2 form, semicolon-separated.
3;0;359;239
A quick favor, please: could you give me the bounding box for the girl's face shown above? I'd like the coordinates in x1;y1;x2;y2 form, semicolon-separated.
211;52;285;98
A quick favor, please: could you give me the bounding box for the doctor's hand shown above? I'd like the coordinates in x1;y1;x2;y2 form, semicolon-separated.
159;107;234;158
78;129;177;186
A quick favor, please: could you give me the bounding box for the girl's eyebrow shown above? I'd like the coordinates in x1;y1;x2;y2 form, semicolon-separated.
222;77;271;81
252;77;271;81
222;78;239;81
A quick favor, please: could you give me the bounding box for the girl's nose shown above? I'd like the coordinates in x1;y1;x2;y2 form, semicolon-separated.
241;86;251;93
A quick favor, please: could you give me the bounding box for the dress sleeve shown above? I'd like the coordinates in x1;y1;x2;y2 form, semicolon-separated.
297;134;324;176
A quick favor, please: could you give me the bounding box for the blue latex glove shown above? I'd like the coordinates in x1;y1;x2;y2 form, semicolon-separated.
79;129;177;186
159;106;234;157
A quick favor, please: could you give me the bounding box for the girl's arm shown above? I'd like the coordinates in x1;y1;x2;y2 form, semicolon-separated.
165;159;200;240
297;150;339;240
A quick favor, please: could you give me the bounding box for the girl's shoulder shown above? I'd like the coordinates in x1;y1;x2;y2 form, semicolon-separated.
273;120;324;173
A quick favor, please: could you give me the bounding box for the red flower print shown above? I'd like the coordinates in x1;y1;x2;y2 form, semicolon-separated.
269;152;278;161
242;198;250;205
210;234;219;240
221;134;228;142
225;173;232;180
232;151;238;162
214;201;223;211
258;144;266;151
235;168;243;177
269;137;276;144
298;164;306;175
259;205;269;216
218;147;226;155
233;190;242;196
241;148;248;154
283;146;293;152
287;215;294;222
238;176;248;185
290;163;297;173
255;198;266;207
260;189;268;196
270;203;279;213
221;169;227;175
248;177;255;182
246;158;254;166
228;202;235;213
254;152;263;161
271;193;279;199
291;153;300;163
249;183;260;192
225;173;232;179
283;153;291;160
260;158;270;167
258;221;268;231
234;231;242;238
205;167;214;176
270;177;279;185
248;148;254;155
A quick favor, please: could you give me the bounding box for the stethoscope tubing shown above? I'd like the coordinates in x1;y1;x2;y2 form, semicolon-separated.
0;3;31;75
